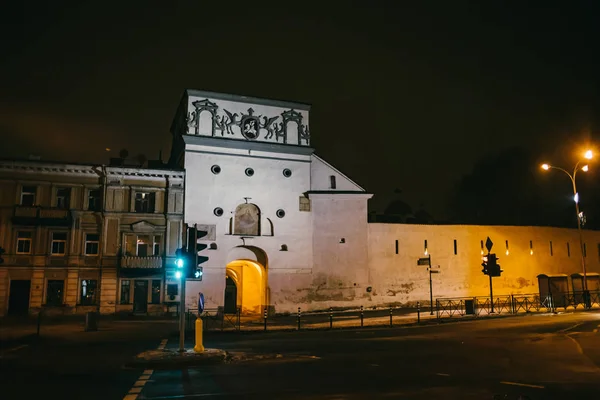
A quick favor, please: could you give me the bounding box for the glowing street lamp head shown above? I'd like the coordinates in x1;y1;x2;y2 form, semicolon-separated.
581;165;589;172
541;163;550;170
584;150;593;160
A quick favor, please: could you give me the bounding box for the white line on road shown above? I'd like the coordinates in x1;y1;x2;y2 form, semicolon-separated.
565;334;584;355
500;381;545;389
557;322;584;333
0;344;29;355
436;373;451;376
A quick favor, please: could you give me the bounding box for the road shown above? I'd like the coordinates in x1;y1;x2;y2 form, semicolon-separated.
143;312;600;400
1;312;599;399
0;319;175;399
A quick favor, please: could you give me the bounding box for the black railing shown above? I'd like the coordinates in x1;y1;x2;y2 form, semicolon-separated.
436;290;600;320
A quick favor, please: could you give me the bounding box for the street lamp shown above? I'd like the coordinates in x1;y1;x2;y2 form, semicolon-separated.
541;150;593;307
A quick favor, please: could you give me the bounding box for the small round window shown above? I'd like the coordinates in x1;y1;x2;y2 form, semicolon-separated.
276;209;286;218
245;168;254;177
211;165;221;174
283;168;292;178
213;207;224;217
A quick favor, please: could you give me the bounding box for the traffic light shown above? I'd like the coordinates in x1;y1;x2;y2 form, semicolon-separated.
186;224;208;280
174;247;186;280
488;253;503;277
481;254;489;275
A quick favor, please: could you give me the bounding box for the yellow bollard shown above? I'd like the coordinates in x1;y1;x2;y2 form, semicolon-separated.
194;317;204;353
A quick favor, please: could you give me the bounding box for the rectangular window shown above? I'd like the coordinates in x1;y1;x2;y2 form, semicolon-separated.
395;240;399;255
529;240;533;255
120;280;131;304
424;239;428;255
80;279;98;305
453;239;457;255
51;232;67;255
151;280;161;304
21;185;36;206
505;240;509;256
567;242;571;257
88;189;101;211
55;187;71;209
134;192;155;213
480;240;484;254
329;175;337;189
16;231;32;254
153;236;161;256
167;284;178;298
549;241;553;256
299;196;311;212
46;280;64;306
136;235;150;257
85;233;100;255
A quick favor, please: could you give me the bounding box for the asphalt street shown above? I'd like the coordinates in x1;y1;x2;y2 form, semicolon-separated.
1;312;599;399
144;312;600;400
0;319;175;400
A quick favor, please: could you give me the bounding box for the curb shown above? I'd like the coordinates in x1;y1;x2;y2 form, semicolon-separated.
125;348;227;370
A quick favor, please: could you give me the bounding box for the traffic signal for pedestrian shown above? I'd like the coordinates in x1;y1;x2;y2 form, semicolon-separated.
481;254;489;275
186;224;208;280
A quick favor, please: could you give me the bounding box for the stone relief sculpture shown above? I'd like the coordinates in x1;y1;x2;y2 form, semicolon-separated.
185;98;310;145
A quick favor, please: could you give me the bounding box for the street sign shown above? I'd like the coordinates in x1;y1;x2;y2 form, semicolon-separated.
417;257;430;266
485;237;493;252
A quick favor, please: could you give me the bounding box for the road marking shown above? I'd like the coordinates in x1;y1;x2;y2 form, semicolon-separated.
1;344;29;354
124;369;154;400
557;322;584;333
565;334;584;355
436;373;451;376
500;381;545;389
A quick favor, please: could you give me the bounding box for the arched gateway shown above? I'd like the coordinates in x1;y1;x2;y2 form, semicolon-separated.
224;246;268;315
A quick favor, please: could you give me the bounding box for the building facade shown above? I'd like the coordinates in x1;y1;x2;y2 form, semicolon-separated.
0;160;185;316
171;90;600;315
2;89;599;317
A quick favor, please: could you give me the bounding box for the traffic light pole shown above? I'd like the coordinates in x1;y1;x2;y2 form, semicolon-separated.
179;277;186;352
488;252;495;314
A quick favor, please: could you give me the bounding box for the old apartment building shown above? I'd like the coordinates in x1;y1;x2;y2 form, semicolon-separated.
0;159;185;316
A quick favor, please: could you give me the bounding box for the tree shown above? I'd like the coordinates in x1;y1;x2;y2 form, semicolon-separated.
446;146;594;228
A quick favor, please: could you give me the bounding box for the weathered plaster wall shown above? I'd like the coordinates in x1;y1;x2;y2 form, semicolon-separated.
368;224;600;306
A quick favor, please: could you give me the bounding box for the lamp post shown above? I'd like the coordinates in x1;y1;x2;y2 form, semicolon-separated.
541;149;593;308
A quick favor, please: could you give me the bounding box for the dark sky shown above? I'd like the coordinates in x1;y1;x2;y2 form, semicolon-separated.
1;1;599;218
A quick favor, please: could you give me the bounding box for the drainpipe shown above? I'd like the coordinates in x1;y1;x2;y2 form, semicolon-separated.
97;165;108;313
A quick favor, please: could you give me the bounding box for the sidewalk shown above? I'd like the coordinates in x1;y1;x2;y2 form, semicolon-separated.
0;314;178;347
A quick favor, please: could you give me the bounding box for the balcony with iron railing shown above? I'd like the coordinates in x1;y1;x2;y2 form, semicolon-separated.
119;256;163;277
12;205;72;226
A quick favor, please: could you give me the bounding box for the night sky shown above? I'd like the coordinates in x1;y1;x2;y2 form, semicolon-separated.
1;1;599;219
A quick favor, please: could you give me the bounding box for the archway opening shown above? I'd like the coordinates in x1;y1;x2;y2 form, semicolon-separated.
225;259;265;315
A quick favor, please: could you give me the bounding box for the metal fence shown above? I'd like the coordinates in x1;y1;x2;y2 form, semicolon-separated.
180;291;600;332
185;304;427;332
436;290;600;320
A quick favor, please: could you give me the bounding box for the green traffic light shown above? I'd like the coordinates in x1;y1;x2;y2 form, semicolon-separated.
176;258;184;268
